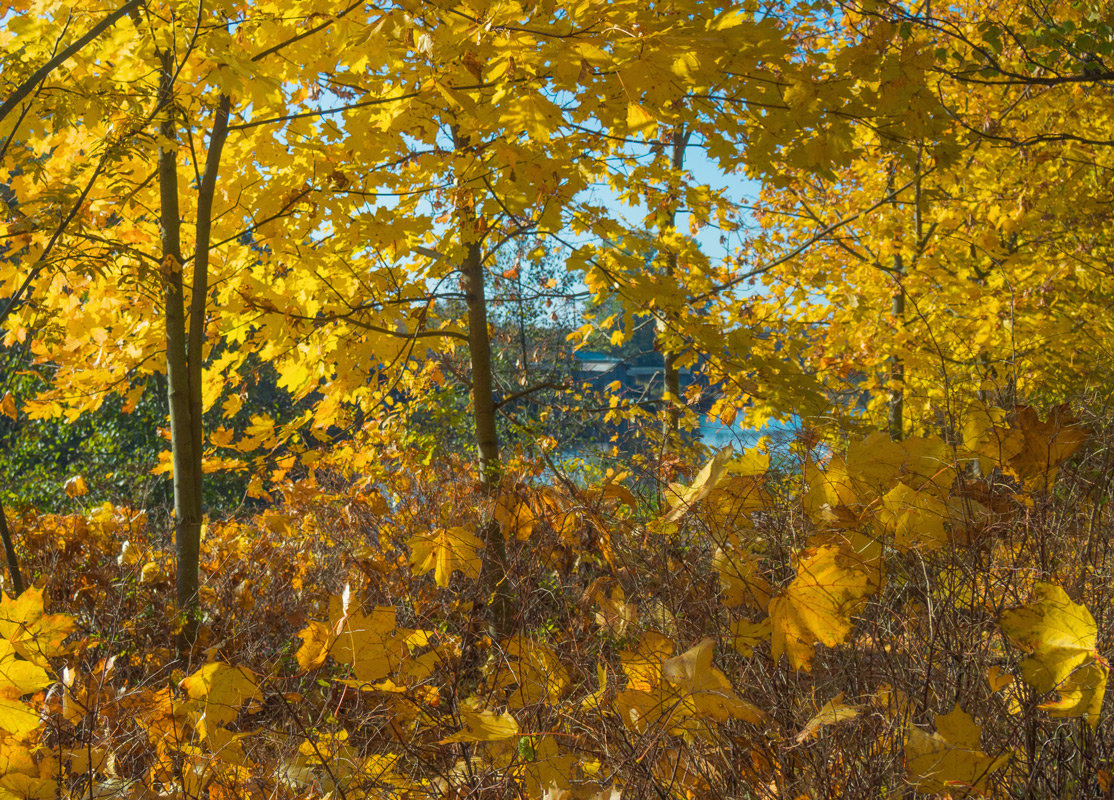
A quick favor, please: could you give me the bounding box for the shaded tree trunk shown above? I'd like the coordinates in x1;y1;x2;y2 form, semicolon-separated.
158;50;202;653
158;48;231;655
888;269;905;442
0;499;22;596
658;125;690;444
454;127;513;639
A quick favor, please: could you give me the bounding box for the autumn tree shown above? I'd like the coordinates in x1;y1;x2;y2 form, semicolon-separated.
743;0;1114;437
1;0;402;649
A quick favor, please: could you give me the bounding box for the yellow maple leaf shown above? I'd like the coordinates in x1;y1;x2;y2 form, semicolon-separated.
294;620;333;671
613;688;666;733
439;706;519;743
1006;405;1088;489
796;693;859;743
0;697;40;737
878;482;949;551
494;495;536;541
620;631;674;691
905;705;1009;795
713;543;771;609
661;638;767;724
330;605;400;684
0;639;51;698
626;102;657;135
962;402;1023;474
999;582;1107;723
409;526;483;587
0;587;75;665
593;585;637;637
492;636;569;708
180;662;260;737
802;456;863;519
63;475;88;498
663;448;736;523
64;744;110;775
663;448;768;524
768;542;877;670
0;736;54;799
730;617;771;657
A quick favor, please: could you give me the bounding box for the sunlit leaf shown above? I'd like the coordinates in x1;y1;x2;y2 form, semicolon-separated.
180;662;260;736
409;526;483;587
905;705;1009;795
0;698;39;736
796;693;859;743
999;582;1107;724
439;707;519;743
769;543;877;670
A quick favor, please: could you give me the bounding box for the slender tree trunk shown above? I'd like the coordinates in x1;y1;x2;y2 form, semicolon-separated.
889;148;925;442
159;63;229;655
170;93;229;652
888;267;905;442
463;239;502;494
0;499;23;596
158;51;203;654
453;128;513;638
658;126;689;444
189;93;230;497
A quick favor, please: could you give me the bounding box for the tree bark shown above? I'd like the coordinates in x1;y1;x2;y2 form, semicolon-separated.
462;240;501;494
188;92;230;500
157;50;203;654
889;148;927;442
888;267;905;442
0;499;23;596
454;127;513;638
658;126;689;444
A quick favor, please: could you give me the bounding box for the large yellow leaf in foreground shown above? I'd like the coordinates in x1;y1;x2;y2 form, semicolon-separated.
0;639;51;698
906;705;1009;796
661;638;766;724
180;662;260;737
0;588;75;666
439;707;519;744
999;582;1108;723
769;543;877;670
409;526;483;587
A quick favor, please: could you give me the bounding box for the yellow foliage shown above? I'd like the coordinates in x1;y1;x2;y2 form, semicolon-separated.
439;706;520;743
795;694;859;743
905;706;1009;795
999;582;1108;724
409;526;483;587
769;541;878;670
180;662;260;738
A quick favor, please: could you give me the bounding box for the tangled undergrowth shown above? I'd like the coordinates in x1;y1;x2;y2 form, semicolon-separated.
1;400;1112;800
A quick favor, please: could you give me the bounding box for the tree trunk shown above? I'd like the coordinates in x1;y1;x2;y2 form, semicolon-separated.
0;499;23;596
888;269;905;442
454;128;513;639
462;240;501;495
159;62;229;656
658;126;689;445
158;51;203;654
